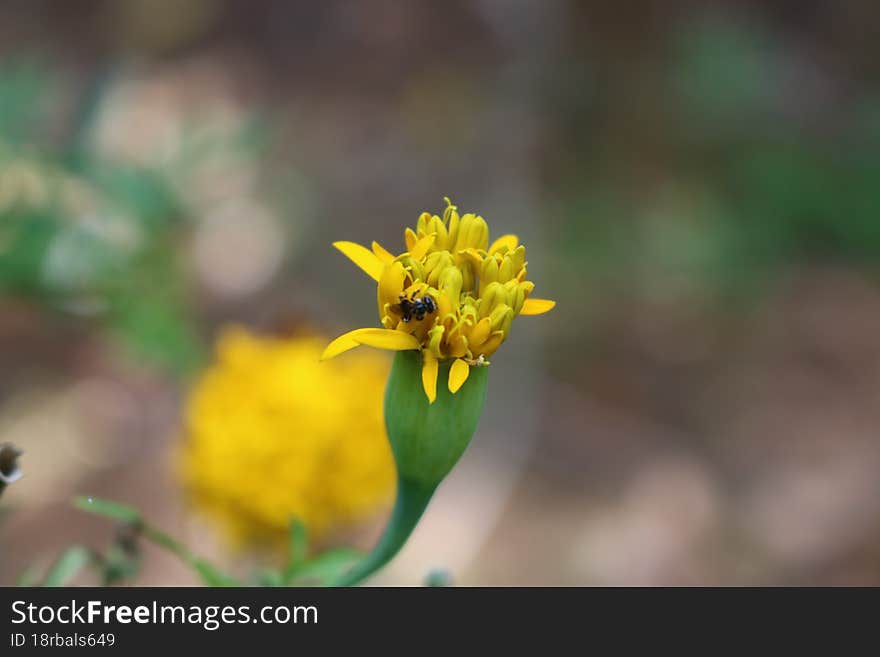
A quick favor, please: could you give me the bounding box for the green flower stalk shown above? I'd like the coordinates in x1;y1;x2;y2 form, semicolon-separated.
334;352;488;585
324;198;555;584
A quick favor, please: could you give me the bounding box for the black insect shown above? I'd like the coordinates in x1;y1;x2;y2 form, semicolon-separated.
395;293;437;323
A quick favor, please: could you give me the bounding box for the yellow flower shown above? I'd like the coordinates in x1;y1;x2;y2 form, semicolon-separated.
179;327;395;548
322;198;556;403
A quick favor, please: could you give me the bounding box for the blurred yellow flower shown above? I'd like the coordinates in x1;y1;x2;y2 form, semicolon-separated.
179;327;395;548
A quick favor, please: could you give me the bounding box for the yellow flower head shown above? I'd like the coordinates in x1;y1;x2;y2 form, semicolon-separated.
322;198;555;402
180;327;395;548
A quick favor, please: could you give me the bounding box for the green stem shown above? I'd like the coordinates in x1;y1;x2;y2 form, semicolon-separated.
333;476;435;586
333;351;488;586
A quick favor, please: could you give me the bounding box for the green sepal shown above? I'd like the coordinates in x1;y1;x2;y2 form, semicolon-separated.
385;350;488;489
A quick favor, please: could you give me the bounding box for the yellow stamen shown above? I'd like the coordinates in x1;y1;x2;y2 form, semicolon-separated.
488;234;519;255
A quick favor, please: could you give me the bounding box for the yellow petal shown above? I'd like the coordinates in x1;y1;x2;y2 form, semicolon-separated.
321;330;364;360
322;327;420;361
520;298;556;315
422;351;438;404
371;241;395;264
333;241;384;282
409;233;436;260
488;234;519;255
352;328;421;351
448;358;470;393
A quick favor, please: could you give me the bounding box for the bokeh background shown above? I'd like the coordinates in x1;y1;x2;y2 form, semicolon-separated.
2;0;880;585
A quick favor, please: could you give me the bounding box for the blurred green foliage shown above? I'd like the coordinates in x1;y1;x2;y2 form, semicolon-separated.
0;61;202;375
555;16;880;306
50;497;363;587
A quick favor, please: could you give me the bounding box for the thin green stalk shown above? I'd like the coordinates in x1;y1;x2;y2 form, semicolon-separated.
333;476;435;586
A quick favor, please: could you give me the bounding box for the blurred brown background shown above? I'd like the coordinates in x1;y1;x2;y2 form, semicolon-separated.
2;0;880;585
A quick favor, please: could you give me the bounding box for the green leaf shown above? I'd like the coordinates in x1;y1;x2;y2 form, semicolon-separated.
101;543;142;586
139;524;240;587
73;496;239;587
42;547;93;587
287;548;364;586
191;559;240;588
73;496;141;524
